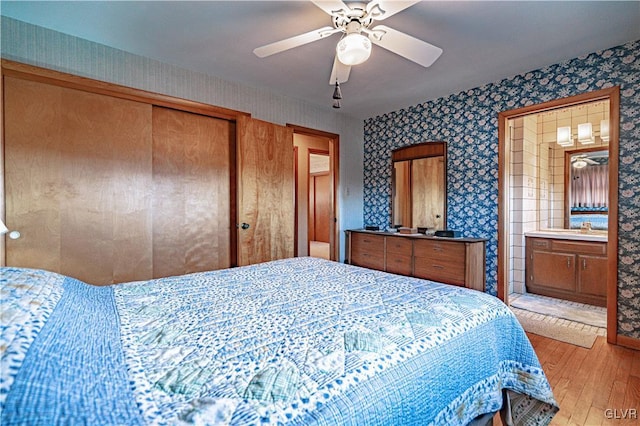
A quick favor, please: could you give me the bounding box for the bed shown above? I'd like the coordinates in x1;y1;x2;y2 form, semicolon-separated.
1;257;558;425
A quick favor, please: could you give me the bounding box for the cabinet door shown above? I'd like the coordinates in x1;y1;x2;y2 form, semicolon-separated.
237;116;294;266
577;255;608;297
530;250;576;291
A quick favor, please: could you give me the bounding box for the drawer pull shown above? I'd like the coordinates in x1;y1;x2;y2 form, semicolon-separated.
432;264;444;269
432;246;443;252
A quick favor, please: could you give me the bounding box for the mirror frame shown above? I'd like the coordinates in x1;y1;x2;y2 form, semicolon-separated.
564;146;609;229
391;141;447;229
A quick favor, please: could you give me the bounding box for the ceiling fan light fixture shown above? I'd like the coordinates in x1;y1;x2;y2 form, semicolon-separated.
336;33;371;66
573;159;588;169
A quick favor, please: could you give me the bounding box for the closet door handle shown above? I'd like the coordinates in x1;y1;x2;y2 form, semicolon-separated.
567;257;571;268
583;258;587;270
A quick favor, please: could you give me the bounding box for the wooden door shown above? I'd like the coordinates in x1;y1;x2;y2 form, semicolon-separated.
237;116;294;265
151;107;232;277
4;76;233;284
310;173;331;243
4;76;153;284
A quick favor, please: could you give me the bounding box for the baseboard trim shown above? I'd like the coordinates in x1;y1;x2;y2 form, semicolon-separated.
616;335;640;351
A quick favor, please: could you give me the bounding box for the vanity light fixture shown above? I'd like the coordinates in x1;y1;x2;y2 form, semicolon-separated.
600;119;610;142
556;126;574;147
577;122;595;145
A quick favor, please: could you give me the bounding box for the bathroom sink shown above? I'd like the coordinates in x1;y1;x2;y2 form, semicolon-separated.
525;229;607;241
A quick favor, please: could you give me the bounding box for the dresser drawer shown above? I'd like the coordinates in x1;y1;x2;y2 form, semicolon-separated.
350;233;385;269
413;239;466;285
414;260;465;285
351;250;384;270
351;233;385;253
413;239;465;260
385;253;412;276
386;236;413;255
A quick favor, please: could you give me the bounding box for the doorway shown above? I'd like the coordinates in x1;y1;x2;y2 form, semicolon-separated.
290;125;339;261
498;87;620;344
308;151;331;260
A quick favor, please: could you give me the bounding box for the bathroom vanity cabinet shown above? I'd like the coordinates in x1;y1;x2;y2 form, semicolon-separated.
525;236;607;307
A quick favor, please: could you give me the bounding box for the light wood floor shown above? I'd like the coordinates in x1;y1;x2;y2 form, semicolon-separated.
495;334;640;425
309;241;330;260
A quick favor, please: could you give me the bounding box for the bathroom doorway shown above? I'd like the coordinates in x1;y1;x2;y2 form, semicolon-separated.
498;87;620;344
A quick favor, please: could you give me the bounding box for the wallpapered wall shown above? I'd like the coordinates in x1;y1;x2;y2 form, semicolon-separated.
363;40;640;339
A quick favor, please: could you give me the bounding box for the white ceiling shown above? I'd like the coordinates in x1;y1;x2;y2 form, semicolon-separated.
2;1;639;119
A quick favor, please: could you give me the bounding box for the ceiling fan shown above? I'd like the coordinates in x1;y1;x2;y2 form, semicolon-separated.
571;154;599;169
253;0;443;85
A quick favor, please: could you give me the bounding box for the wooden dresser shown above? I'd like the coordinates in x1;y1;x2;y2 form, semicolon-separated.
346;230;487;291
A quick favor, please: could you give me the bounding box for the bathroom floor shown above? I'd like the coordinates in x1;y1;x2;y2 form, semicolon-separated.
508;292;607;337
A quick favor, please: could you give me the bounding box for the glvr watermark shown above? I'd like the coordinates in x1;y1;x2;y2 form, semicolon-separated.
604;408;637;419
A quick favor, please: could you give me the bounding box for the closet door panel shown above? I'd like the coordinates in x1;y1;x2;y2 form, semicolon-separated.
4;76;153;284
152;107;231;277
59;85;153;284
4;77;63;274
237;116;294;266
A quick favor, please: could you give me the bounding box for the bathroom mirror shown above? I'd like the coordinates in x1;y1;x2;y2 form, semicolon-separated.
564;147;609;230
391;142;447;229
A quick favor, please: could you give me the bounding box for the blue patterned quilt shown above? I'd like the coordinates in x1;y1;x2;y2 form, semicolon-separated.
1;257;557;425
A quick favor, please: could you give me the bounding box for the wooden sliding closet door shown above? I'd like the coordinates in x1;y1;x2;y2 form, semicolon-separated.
152;107;232;277
4;77;233;284
237;116;294;266
4;76;154;284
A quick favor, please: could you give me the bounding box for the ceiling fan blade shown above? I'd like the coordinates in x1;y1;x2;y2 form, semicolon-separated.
329;55;351;84
311;0;351;19
253;26;340;58
366;0;422;21
365;25;442;67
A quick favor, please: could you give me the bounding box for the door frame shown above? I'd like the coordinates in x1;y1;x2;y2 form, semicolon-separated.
497;86;620;344
288;124;340;261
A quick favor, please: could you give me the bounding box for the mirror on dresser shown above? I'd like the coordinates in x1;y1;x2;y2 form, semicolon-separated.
564;147;609;230
391;141;447;230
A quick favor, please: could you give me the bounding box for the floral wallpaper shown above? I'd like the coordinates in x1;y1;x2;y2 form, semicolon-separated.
363;40;640;339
